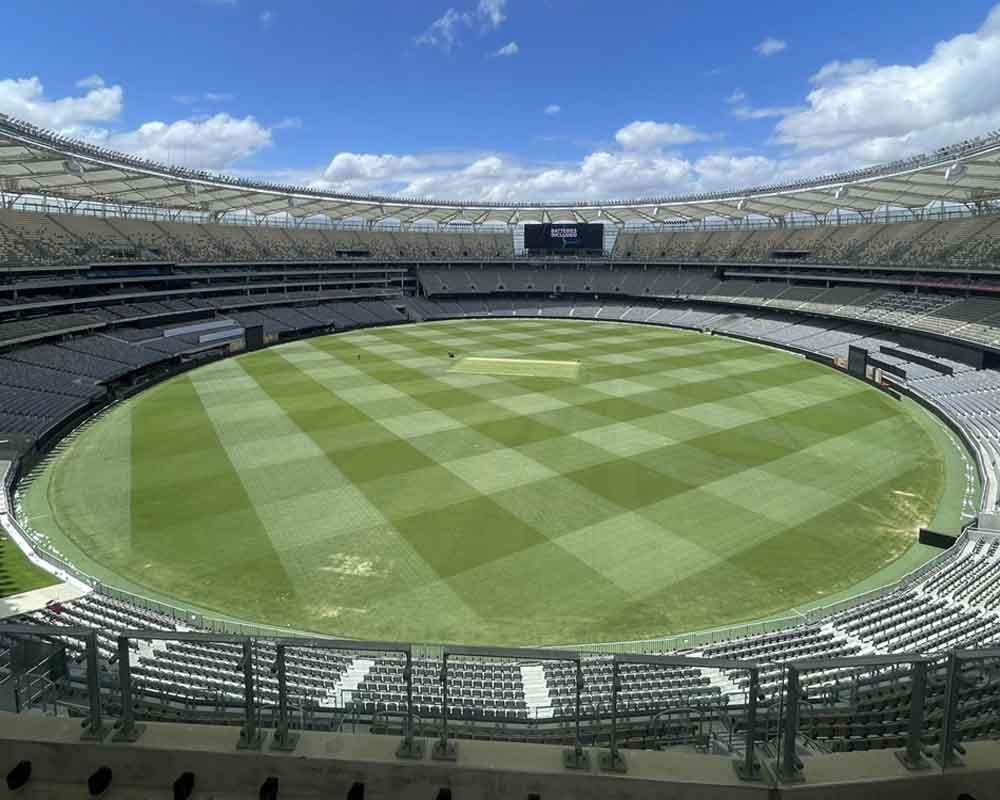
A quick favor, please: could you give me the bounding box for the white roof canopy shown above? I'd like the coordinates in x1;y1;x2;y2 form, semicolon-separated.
2;114;1000;225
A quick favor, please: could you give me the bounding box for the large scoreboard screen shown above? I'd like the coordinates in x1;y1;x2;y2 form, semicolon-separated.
524;223;604;252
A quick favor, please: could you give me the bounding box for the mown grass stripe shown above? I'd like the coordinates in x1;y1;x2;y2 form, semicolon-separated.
129;375;300;621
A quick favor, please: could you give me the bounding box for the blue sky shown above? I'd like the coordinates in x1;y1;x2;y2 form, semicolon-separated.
4;0;1000;201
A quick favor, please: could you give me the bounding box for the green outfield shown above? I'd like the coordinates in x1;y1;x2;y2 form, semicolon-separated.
0;533;57;599
17;320;973;645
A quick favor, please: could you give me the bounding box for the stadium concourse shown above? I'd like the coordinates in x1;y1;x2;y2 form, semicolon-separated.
4;116;1000;795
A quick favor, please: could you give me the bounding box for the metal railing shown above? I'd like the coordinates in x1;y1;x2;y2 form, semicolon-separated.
0;624;106;740
0;624;770;778
435;645;590;769
771;648;1000;781
5;622;1000;784
599;653;762;780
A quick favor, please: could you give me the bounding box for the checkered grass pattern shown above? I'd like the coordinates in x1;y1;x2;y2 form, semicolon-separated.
21;320;951;645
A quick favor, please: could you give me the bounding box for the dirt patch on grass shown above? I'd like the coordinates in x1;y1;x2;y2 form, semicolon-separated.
319;553;385;578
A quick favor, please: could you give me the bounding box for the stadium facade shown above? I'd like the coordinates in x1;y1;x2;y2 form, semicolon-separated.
2;114;1000;796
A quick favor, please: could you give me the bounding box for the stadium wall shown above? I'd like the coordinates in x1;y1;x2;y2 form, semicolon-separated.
4;711;1000;800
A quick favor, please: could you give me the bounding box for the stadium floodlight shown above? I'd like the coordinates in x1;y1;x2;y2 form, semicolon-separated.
63;158;84;177
945;162;968;183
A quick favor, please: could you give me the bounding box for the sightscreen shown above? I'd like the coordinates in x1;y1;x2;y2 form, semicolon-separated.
524;223;603;252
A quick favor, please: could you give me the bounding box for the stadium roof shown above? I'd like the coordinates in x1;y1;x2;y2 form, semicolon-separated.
2;113;1000;225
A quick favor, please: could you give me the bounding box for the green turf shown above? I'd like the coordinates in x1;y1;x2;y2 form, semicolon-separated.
17;320;974;645
0;534;57;598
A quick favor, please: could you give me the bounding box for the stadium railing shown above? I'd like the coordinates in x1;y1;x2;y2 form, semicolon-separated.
773;647;1000;781
0;623;768;779
12;620;1000;785
599;653;762;779
0;623;106;740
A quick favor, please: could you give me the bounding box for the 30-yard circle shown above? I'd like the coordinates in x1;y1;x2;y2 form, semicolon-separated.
21;319;956;645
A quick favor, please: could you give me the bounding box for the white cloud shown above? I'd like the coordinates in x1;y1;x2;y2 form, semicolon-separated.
755;37;787;56
274;116;302;129
544;104;561;115
809;58;877;84
416;8;471;51
725;88;803;120
0;75;272;171
493;41;519;57
259;10;275;26
417;0;507;51
173;92;234;105
477;0;506;28
0;76;122;131
309;120;730;202
731;105;800;120
726;91;802;120
776;3;1000;158
76;74;105;90
105;114;272;170
614;120;706;149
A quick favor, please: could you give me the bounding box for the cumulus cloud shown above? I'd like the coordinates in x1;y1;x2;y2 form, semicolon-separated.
493;41;519;57
0;75;272;171
101;114;271;170
776;3;1000;159
809;58;877;84
0;76;122;131
755;37;787;56
544;104;561;115
309;120;726;202
614;120;706;149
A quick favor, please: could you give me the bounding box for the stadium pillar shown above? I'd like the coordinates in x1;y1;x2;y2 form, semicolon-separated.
598;659;626;772
395;649;425;759
81;630;109;742
270;644;298;751
936;652;966;768
112;635;144;742
237;639;262;750
734;667;762;781
432;655;457;761
895;658;931;770
562;656;590;770
777;666;804;782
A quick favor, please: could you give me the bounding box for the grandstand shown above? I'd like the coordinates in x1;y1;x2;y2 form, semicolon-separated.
4;114;1000;796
